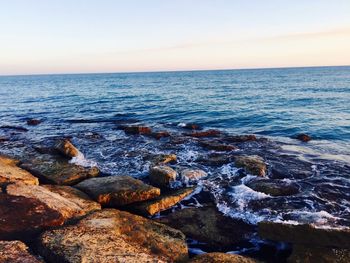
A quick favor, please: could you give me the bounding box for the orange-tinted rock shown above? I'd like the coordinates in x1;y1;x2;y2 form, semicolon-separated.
26;119;42;126
182;123;202;130
146;153;177;165
190;253;259;263
296;133;312;142
124;126;152;135
186;129;221;138
54;139;80;158
0;240;43;263
151;131;171;140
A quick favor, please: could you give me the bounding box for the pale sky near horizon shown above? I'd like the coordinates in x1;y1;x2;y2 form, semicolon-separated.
1;0;350;75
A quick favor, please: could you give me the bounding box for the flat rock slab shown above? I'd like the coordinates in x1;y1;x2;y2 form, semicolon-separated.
75;175;160;206
0;240;43;263
258;221;350;248
20;154;99;185
246;179;299;196
6;183;101;221
157;205;254;249
38;209;188;263
149;165;177;188
0;193;64;240
0;155;39;186
234;155;267;177
128;188;194;216
190;252;259;263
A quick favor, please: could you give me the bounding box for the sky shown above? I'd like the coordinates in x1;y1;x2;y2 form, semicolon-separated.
0;0;350;75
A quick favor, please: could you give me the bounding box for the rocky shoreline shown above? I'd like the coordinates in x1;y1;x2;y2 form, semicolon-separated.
0;122;349;262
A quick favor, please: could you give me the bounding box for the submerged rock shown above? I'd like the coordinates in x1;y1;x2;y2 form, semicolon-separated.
225;135;257;143
26;119;42;126
54;139;80;158
149;165;177;188
38;209;188;262
258;222;350;248
197;154;232;166
0;155;39;186
181;123;202;130
0;193;64;240
185;129;221;138
6;183;101;221
75;175;160;206
296;133;312;142
146;153;177;165
123;125;152;135
0;240;43;263
234;155;267;177
128;188;194;216
200;141;238;151
190;252;258;263
151;131;171;140
246;179;300;196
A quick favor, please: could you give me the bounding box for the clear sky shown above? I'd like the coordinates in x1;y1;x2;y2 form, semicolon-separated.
1;0;350;75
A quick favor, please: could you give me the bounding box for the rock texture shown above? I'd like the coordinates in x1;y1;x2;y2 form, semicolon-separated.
186;129;221;138
225;135;257;143
147;153;177;165
123;126;152;135
0;155;39;186
288;245;350;263
75;175;160;206
234;155;267;176
0;193;64;240
6;183;101;221
200;141;237;151
190;253;258;263
246;179;299;196
0;240;43;263
38;209;188;263
55;139;80;158
149;165;177;188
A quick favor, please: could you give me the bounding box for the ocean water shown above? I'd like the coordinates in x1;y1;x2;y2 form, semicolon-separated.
1;66;350;232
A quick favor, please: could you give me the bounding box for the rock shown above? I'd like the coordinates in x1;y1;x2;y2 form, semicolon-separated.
26;119;41;126
258;222;350;248
0;193;64;240
181;123;202;130
0;136;8;142
75;175;160;206
38;209;188;263
123;125;152;135
20;154;99;185
151;131;171;140
128;188;194;216
246;179;299;196
190;253;259;263
185;129;221;138
288;244;350;263
146;153;177;165
149;165;177;188
234;155;267;176
200;141;238;151
0;240;43;263
0;125;28;132
157;205;254;249
54;139;80;158
225;135;257;143
296;133;312;142
181;169;207;181
6;183;101;221
197;154;232;166
0;155;39;187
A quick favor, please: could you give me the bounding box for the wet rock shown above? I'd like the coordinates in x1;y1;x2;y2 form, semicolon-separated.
258;222;350;248
149;165;177;188
269;155;313;179
75;175;160;206
200;141;238;151
181;123;202;130
6;183;101;221
288;244;350;263
54;139;80;158
38;209;188;263
128;188;194;216
296;133;312;142
20;154;99;185
26;119;41;126
146;153;177;165
0;155;39;186
246;179;300;196
225;135;257;143
181;169;207;181
197;154;232;166
190;252;259;263
0;240;43;263
151;131;171;140
0;193;64;240
185;129;221;138
157;205;254;249
234;155;267;176
123;125;152;135
0;125;28;132
0;136;8;142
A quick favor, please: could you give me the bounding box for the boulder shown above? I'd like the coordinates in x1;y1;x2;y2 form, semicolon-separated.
246;179;299;196
190;253;259;263
149;165;177;188
234;155;267;176
296;133;312;142
225;135;257;143
0;240;43;263
157;205;254;249
0;155;39;186
128;188;194;216
75;175;160;206
200;141;238;151
6;183;101;221
181;169;207;181
26;119;42;126
54;139;80;158
288;245;350;263
123;126;152;135
185;129;221;138
258;222;350;248
38;209;188;263
0;193;64;240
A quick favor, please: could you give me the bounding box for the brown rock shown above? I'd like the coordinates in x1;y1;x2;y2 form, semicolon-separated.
149;165;177;188
26;119;42;126
0;193;64;240
54;139;80;158
38;209;188;263
0;240;43;263
124;126;152;135
0;155;39;186
147;153;177;165
157;205;254;249
128;188;194;216
0;136;8;142
288;245;350;263
200;141;238;151
182;123;202;130
75;175;160;206
6;183;101;221
296;133;312;142
186;129;221;138
258;222;350;248
246;179;299;196
225;135;257;143
151;131;171;140
234;155;267;176
181;169;207;181
190;252;259;263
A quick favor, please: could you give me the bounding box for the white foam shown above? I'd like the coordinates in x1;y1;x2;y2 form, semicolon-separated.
69;152;97;167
